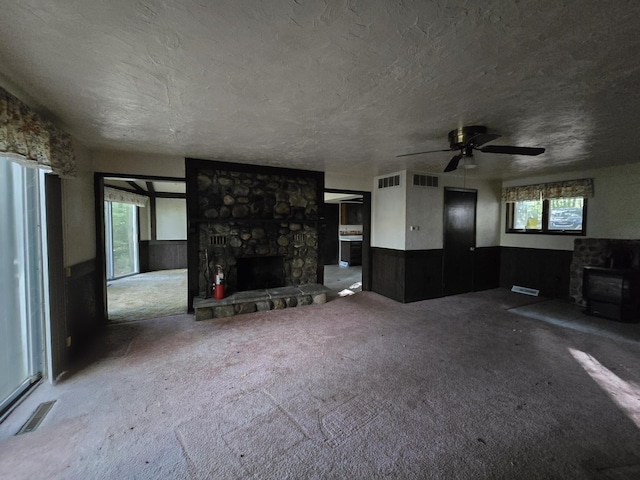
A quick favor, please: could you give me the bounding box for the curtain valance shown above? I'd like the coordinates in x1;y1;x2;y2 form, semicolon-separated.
104;186;148;207
0;86;76;178
502;178;594;202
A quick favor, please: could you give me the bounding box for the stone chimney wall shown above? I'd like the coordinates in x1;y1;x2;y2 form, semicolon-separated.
196;167;321;297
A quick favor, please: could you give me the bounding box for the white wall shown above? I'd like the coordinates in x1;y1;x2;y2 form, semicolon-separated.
405;176;443;250
473;178;502;248
500;162;640;251
139;205;151;241
61;141;96;266
373;170;502;251
372;171;406;249
325;171;372;192
156;198;187;240
93;150;185;178
405;172;502;250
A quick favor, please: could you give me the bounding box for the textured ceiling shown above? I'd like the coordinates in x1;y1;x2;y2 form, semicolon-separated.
1;0;640;179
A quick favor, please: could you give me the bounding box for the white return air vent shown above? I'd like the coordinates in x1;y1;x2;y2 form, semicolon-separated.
413;174;439;187
378;174;400;189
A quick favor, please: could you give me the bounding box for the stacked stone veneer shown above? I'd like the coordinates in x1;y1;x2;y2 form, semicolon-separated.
570;238;640;306
197;167;320;297
193;285;329;321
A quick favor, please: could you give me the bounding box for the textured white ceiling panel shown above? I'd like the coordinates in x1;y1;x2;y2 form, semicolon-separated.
1;0;639;179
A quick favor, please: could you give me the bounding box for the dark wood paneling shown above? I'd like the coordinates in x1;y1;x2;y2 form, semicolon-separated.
148;240;187;271
139;240;150;272
341;241;362;266
473;246;501;292
322;203;339;265
361;192;372;292
94;174;108;328
340;203;363;225
500;247;573;300
45;175;68;378
404;250;444;302
371;248;406;302
186;161;200;312
66;259;102;360
372;248;444;303
373;247;499;303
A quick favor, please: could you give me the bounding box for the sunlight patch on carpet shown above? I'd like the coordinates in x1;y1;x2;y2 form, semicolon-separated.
569;348;640;428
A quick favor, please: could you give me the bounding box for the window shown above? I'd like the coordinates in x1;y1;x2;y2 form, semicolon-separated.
105;201;139;279
507;197;586;234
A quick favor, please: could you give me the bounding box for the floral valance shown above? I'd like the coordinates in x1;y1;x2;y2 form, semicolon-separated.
0;86;76;178
502;178;594;202
104;186;148;207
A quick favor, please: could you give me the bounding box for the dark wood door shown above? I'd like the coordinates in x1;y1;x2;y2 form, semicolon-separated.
322;203;339;265
443;188;477;296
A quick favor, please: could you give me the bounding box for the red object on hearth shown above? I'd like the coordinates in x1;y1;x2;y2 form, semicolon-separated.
214;264;225;299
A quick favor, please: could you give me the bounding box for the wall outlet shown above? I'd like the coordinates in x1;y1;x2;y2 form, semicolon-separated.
409;225;420;231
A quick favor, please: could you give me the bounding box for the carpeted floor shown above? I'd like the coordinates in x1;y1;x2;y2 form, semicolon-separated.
107;269;188;322
323;264;362;300
107;266;362;323
1;289;639;479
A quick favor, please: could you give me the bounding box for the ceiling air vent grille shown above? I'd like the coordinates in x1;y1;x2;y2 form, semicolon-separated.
378;175;400;189
413;174;439;188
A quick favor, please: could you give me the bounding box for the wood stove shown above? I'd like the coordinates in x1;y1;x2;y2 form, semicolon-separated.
583;266;640;322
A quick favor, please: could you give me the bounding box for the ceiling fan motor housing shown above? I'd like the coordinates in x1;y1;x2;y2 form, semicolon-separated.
448;126;488;149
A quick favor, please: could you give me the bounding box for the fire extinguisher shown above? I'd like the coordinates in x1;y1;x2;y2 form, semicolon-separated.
213;264;225;299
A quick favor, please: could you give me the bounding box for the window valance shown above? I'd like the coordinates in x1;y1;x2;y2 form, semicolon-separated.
502;178;594;202
0;86;76;178
104;187;149;207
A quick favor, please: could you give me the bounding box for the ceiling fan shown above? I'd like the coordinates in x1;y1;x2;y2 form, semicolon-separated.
397;126;545;172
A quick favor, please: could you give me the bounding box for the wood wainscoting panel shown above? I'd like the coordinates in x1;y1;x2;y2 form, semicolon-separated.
500;247;573;300
148;240;187;271
404;250;444;302
473;246;501;292
372;248;444;303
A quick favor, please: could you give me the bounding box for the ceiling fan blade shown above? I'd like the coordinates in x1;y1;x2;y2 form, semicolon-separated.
479;145;545;156
396;148;453;158
468;133;501;147
444;153;463;172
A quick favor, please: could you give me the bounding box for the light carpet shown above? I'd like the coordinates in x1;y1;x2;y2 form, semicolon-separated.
107;269;188;323
1;289;639;479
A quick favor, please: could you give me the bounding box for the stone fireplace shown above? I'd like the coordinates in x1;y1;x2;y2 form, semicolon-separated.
189;160;324;299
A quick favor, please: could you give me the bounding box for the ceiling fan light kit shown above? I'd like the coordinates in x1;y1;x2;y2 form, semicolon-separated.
398;125;546;172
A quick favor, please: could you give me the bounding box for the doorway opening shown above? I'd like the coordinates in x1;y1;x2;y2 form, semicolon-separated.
323;190;371;299
97;175;188;322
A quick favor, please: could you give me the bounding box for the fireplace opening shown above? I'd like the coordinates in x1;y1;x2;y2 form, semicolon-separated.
236;256;286;291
